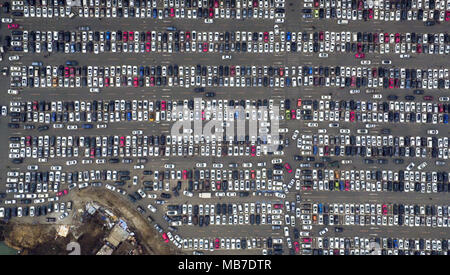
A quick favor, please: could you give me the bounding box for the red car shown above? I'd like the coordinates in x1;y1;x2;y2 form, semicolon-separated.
161;100;166;111
129;31;134;41
105;77;110;87
345;181;350;191
57;189;69;197
279;67;284;76
355;53;365;59
123;31;128;42
202;42;208;52
284;163;292;173
250;146;256;156
120;136;125;147
416;44;422;53
423;95;433;101
64;67;70;77
145;42;151;52
382;204;388;215
182;170;187;180
26;136;31;146
446;11;450;21
273;204;283;209
146;31;152;41
388;78;394;89
384;33;390;43
230;66;236;76
350;111;355;122
302;238;312;243
170;8;175;17
209;8;214;18
263;32;269;43
133;77;138;87
150;76;155;86
162;233;169;243
215;238;220;249
319;31;324;41
294;241;300;253
368;9;373;19
297;98;302;107
8;24;19;29
253;0;258;7
291;109;296;119
395;33;400;43
185;31;190;41
214;0;219;8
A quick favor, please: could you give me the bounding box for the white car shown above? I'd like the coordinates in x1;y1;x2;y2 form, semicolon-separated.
8;55;20;61
7;89;19;95
132;130;143;135
59;212;69;220
222;55;232;60
319;227;329;236
51;165;62;171
1;18;13;23
164;164;175;169
196;162;207;168
67;125;78;130
66;160;77;165
89;88;99;93
427;130;438;135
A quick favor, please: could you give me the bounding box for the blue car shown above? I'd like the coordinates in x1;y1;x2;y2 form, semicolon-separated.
153;8;158;18
286;77;291;87
106;31;111;40
286;32;291;41
82;124;93;129
308;67;313;75
339;181;344;191
444;114;448;124
313;145;318;155
127;112;132;121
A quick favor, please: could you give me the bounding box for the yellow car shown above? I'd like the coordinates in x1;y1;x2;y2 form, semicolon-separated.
314;9;319;18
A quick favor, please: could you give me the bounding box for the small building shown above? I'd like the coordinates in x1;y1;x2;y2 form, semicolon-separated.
105;223;130;248
57;225;70;238
96;244;114;255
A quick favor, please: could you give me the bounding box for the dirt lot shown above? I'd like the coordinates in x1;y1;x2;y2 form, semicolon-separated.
73;188;182;255
2;188;180;255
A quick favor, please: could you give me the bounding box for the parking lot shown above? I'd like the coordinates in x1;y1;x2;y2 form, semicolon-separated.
0;0;449;255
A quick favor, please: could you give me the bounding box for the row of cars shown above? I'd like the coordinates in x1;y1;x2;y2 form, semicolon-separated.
11;0;286;21
296;133;450;158
13;29;450;45
8;36;449;56
9;64;450;89
5;97;450;125
301;0;450;22
9;29;449;53
310;236;450;255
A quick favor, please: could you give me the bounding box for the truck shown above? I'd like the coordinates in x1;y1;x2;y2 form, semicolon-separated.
198;192;211;198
